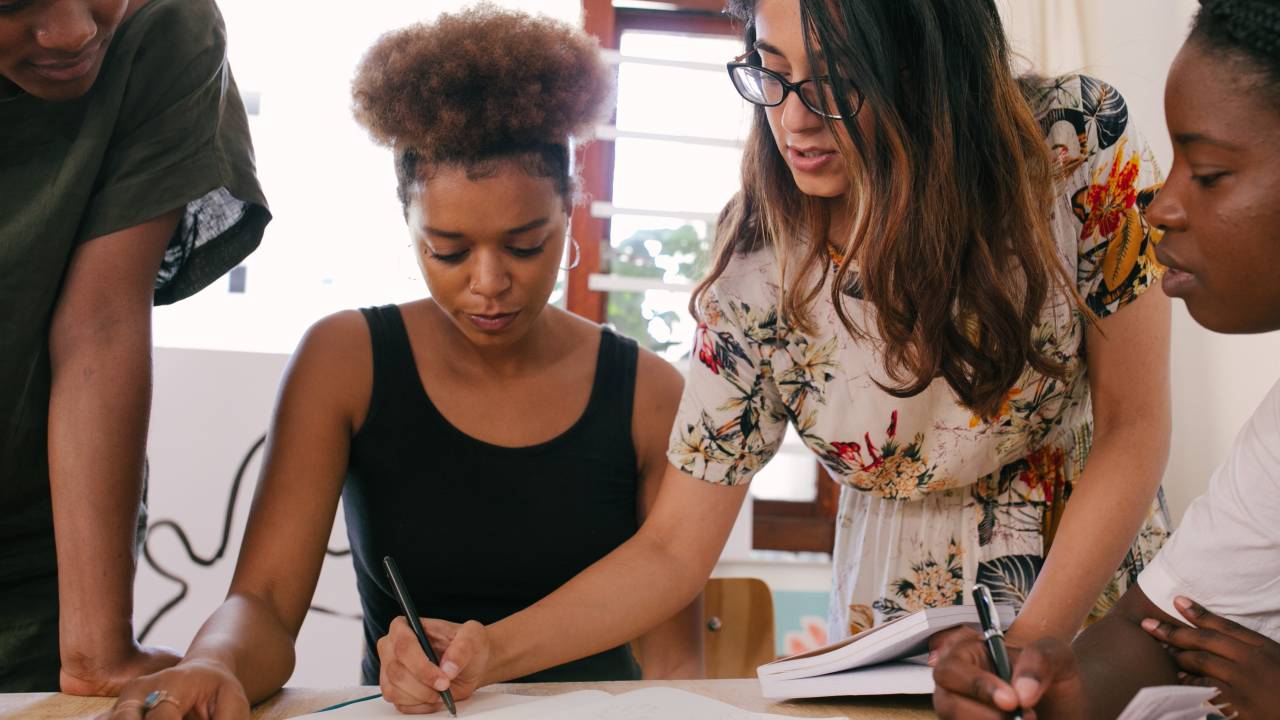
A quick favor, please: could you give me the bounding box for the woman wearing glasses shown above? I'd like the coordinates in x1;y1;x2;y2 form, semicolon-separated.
702;0;1173;645
376;0;1172;710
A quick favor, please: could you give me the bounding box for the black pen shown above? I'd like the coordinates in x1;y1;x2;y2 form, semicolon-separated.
972;583;1023;720
383;555;458;717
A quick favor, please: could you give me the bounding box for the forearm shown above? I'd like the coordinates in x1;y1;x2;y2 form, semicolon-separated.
487;532;710;684
48;313;152;671
1011;434;1167;643
1072;609;1179;717
638;594;705;679
182;593;299;703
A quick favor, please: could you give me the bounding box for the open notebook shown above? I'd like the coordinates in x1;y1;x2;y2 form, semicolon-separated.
757;604;1013;699
1116;686;1221;720
291;687;843;720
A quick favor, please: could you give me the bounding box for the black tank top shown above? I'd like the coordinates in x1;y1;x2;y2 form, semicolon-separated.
342;305;643;684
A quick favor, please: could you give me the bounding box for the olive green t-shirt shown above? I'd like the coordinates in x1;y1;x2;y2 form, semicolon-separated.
0;0;269;579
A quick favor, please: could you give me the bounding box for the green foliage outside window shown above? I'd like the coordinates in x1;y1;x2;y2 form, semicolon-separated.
606;224;711;358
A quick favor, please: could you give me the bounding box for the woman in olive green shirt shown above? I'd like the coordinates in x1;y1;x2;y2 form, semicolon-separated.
0;0;268;693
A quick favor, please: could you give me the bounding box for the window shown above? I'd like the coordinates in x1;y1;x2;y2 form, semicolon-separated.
572;2;833;553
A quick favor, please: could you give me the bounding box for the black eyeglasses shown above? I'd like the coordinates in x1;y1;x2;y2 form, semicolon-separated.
726;53;864;120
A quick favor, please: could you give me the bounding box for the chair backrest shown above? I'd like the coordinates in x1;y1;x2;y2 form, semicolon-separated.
703;577;775;679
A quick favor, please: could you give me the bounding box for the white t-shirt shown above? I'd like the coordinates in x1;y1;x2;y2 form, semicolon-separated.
1138;378;1280;641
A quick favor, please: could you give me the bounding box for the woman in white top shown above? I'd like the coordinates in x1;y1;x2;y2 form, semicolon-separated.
933;0;1280;717
376;0;1173;709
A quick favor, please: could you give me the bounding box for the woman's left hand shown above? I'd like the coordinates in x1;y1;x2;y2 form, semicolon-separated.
1142;596;1280;720
96;658;250;720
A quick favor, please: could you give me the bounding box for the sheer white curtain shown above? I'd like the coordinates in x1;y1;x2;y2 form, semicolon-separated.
998;0;1087;77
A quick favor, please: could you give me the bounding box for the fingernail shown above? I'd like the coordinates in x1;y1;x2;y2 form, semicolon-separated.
442;661;460;679
434;678;451;692
927;650;939;666
1175;596;1192;611
1141;618;1159;632
994;687;1018;708
1014;677;1039;704
1177;671;1188;680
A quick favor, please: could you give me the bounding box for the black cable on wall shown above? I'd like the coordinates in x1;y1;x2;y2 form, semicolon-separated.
139;433;360;642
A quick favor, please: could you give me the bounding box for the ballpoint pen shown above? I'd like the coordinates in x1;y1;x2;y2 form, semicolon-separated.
973;583;1023;720
384;555;458;717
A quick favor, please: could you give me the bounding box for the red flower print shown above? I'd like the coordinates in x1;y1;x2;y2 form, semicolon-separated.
864;432;881;468
887;410;898;438
695;324;722;375
1020;447;1067;498
694;322;753;377
1075;137;1140;242
832;441;864;465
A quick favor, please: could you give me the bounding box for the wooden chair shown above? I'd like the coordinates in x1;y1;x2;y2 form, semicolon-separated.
703;577;776;678
630;577;776;679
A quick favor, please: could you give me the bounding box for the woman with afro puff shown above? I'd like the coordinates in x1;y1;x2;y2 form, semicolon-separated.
105;6;702;717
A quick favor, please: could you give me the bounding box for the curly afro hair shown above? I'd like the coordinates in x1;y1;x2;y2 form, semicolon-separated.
352;4;614;210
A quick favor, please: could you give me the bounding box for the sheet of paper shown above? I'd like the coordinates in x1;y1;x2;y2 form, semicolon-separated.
290;687;843;720
288;689;548;718
533;687;844;720
1115;685;1218;720
449;690;612;719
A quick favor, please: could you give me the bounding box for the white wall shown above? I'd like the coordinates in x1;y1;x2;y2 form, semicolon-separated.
140;348;366;686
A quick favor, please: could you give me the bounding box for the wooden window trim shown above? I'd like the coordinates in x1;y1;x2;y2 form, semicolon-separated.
573;1;834;554
753;467;839;553
567;0;618;323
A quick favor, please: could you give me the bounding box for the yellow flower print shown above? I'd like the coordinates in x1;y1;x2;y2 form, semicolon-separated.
969;386;1022;428
847;604;875;636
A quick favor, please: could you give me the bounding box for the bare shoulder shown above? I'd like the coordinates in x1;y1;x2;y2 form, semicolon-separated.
634;346;685;411
631;345;685;461
286;309;374;430
295;309;371;368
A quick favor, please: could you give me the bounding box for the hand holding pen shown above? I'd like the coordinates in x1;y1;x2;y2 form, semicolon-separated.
382;555;458;716
973;584;1023;720
932;586;1090;720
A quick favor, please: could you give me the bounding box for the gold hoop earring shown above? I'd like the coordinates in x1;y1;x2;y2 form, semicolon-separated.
561;237;580;271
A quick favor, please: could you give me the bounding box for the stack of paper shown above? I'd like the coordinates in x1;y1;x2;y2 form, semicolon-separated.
756;604;1014;699
293;687;844;719
1115;686;1220;720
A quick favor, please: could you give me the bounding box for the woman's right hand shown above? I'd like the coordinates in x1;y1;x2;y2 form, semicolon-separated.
378;617;491;714
101;658;249;720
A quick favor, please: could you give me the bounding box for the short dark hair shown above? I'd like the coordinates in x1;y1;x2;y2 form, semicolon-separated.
1191;0;1280;105
351;4;614;212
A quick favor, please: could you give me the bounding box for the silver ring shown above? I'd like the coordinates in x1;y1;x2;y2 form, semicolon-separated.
141;689;180;714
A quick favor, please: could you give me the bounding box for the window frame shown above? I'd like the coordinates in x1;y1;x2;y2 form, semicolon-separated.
572;0;836;554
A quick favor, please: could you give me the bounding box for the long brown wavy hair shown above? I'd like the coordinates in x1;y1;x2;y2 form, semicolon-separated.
698;0;1075;418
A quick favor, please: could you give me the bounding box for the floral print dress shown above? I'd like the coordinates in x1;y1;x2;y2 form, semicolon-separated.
667;75;1171;639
